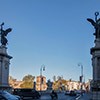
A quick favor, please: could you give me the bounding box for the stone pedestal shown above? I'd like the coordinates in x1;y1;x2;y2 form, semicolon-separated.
91;39;100;100
0;45;12;90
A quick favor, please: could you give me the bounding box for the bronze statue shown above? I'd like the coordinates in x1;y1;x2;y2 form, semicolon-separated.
87;12;100;39
0;22;12;46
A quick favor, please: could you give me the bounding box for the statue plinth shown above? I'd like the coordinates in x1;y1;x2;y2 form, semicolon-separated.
91;39;100;99
0;45;12;90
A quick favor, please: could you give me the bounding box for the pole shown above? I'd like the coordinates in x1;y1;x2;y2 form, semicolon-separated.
78;63;83;90
81;65;83;78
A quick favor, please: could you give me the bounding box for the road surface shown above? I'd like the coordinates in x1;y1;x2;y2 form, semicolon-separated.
22;92;91;100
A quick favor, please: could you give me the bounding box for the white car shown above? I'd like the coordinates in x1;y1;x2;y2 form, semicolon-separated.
0;90;20;100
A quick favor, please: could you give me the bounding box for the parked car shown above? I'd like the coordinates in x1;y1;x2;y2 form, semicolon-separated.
69;90;76;96
13;88;40;99
65;90;70;95
0;90;20;100
75;90;82;94
75;89;85;95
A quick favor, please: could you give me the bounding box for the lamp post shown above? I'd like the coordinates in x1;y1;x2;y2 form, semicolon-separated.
78;63;83;90
40;64;45;91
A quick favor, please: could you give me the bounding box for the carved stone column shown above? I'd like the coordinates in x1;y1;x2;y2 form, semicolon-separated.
91;39;100;100
0;45;12;89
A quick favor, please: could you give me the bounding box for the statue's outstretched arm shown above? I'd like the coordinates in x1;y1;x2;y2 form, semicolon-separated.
87;18;96;27
4;28;12;36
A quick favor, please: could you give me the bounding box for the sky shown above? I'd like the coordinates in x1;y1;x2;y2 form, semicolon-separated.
0;0;100;82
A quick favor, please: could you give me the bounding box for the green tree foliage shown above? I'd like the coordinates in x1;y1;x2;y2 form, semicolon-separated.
52;78;67;91
20;81;33;88
9;76;17;86
20;74;35;88
22;74;35;82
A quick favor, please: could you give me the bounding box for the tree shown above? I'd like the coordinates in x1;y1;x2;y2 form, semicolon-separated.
9;76;17;87
22;74;35;82
52;77;68;91
20;74;35;88
20;81;33;88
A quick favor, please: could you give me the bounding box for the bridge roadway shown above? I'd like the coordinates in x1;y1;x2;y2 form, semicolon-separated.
40;92;76;100
21;92;92;100
23;92;78;100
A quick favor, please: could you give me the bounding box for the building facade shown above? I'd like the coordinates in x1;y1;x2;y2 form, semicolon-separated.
36;76;47;91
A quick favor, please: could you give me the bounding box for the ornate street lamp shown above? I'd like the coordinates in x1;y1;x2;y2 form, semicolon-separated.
78;63;83;90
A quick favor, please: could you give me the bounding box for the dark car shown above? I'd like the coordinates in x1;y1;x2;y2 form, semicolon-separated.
0;90;20;100
13;88;40;99
69;90;76;96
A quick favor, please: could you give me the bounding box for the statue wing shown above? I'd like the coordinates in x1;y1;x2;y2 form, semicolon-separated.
4;28;12;36
87;18;96;26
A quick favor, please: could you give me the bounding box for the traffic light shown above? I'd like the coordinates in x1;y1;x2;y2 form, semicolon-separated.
41;77;44;84
79;76;82;82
